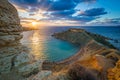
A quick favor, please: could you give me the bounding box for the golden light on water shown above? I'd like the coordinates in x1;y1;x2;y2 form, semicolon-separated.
30;31;47;60
31;31;39;43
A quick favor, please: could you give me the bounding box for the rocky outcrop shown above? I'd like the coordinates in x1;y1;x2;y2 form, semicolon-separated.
0;0;120;79
0;0;43;80
51;28;120;80
53;28;116;49
107;60;120;80
0;0;23;46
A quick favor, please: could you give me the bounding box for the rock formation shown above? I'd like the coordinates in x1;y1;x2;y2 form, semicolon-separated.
0;0;43;80
0;0;23;46
51;28;120;80
0;0;120;80
107;60;120;80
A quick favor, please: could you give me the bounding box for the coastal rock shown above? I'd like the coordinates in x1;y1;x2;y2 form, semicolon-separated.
0;55;14;73
68;64;98;80
107;60;120;80
52;28;120;80
0;0;23;46
53;28;92;46
0;0;120;79
43;72;69;80
14;52;35;67
74;54;115;80
16;60;43;77
27;71;52;80
0;0;44;79
53;28;116;48
0;46;44;78
0;46;27;73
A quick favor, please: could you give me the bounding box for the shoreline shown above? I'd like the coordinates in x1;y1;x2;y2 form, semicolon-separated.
42;28;120;71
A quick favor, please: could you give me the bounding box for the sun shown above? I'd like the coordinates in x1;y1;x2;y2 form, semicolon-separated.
32;22;37;26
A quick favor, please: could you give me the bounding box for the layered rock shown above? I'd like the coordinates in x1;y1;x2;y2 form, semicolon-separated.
0;0;43;80
0;0;23;46
0;0;120;79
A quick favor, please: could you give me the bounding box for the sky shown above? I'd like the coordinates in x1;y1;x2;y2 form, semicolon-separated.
9;0;120;27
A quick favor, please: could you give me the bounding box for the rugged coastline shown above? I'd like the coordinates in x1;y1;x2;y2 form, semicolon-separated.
0;0;120;80
50;28;120;80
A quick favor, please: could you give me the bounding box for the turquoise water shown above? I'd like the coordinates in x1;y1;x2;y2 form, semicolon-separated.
21;26;120;61
21;28;80;62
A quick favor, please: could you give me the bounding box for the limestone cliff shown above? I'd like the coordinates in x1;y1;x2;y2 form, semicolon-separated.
0;0;23;46
0;0;43;80
0;0;119;80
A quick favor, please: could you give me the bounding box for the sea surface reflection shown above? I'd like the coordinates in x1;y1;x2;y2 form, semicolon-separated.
21;28;80;61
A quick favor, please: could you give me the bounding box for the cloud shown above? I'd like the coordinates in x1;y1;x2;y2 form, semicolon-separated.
9;0;96;11
73;0;96;3
40;12;97;24
10;0;111;25
104;18;120;24
42;8;106;23
50;10;76;17
90;18;120;26
78;8;107;16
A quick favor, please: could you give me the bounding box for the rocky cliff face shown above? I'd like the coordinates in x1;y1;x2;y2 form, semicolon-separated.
0;0;43;80
0;0;23;46
0;1;119;80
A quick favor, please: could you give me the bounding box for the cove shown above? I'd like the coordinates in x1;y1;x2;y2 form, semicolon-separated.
21;27;80;62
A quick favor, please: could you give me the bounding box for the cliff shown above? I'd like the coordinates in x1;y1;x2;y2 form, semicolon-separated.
0;0;23;46
0;0;44;80
0;0;119;80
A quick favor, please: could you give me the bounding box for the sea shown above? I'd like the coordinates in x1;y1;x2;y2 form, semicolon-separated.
21;26;120;62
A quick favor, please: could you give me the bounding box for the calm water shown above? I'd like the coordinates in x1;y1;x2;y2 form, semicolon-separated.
21;26;120;61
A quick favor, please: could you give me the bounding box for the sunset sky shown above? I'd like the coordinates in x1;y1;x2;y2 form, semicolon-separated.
9;0;120;27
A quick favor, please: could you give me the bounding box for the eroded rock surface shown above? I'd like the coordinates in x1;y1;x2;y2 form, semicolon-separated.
0;0;43;80
107;60;120;80
0;0;22;46
0;0;120;79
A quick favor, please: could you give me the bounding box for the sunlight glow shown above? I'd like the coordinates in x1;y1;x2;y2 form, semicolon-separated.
32;22;37;26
